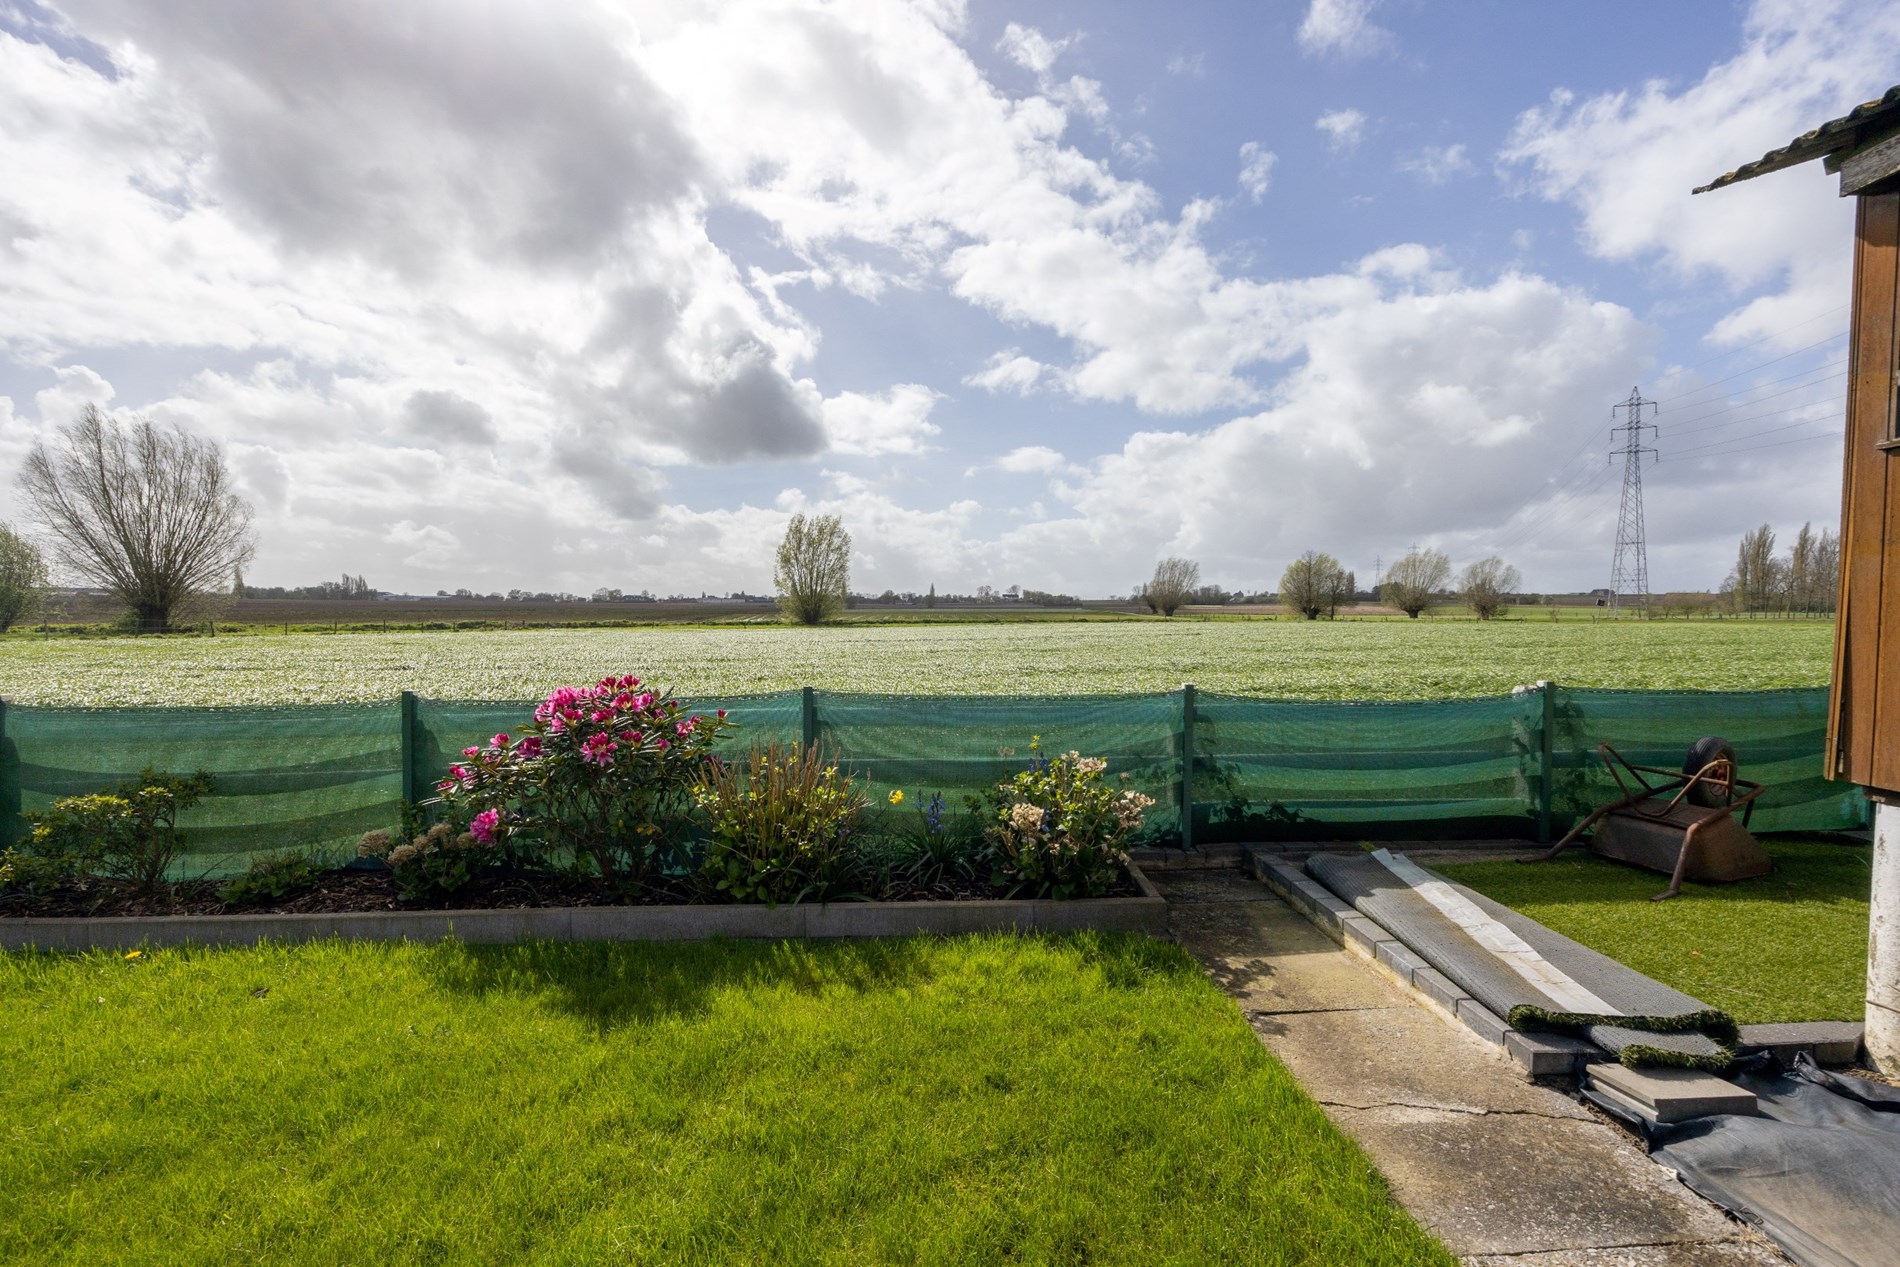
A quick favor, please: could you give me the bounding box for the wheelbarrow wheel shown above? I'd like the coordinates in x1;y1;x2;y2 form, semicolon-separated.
1683;736;1737;808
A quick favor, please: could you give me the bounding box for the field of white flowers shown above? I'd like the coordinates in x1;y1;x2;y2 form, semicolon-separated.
0;619;1833;705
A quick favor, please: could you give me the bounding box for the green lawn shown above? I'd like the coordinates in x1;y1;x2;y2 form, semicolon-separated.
1438;838;1871;1024
0;933;1451;1267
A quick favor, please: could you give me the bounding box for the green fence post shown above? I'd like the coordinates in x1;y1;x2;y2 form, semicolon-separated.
399;690;420;806
1180;683;1196;853
801;687;817;751
0;697;18;849
1538;680;1556;844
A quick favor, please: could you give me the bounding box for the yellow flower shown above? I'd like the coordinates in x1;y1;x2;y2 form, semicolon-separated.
123;949;143;961
1029;735;1040;750
888;789;905;805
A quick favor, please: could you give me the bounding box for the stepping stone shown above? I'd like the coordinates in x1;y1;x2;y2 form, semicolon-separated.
1587;1064;1759;1123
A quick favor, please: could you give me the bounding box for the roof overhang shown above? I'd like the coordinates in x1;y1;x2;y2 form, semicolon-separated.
1694;84;1900;196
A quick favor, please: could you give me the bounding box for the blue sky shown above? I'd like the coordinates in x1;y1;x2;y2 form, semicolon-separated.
1;0;1894;596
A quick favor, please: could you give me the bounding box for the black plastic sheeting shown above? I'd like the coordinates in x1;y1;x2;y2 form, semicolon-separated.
1305;852;1727;1065
1587;1056;1900;1267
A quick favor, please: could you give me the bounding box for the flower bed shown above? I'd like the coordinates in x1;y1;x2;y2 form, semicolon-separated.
2;674;1160;930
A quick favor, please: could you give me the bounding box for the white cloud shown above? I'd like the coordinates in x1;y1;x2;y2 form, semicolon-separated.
1501;0;1900;348
32;363;114;425
1399;143;1473;184
1315;108;1366;151
997;22;1072;75
1238;142;1277;202
964;350;1052;395
1297;0;1392;59
990;445;1069;475
1165;52;1206;78
819;384;942;456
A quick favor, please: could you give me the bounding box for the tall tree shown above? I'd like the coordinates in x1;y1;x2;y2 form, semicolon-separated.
1459;556;1521;621
1378;548;1450;618
1138;557;1200;617
1729;524;1778;614
17;406;256;633
1280;550;1349;620
0;523;49;632
774;512;850;625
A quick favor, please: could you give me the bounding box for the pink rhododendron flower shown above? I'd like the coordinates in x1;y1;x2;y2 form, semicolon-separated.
469;808;500;844
517;736;543;758
581;733;618;767
655;737;670;751
462;746;481;758
716;709;728;719
591;709;614;724
490;733;510;749
449;764;470;782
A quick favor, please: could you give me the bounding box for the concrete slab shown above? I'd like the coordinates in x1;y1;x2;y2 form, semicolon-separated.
1737;1020;1864;1067
1587;1065;1759;1123
1161;868;1781;1265
1506;1030;1603;1078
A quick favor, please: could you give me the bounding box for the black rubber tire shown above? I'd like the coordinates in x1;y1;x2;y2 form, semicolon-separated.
1683;736;1737;808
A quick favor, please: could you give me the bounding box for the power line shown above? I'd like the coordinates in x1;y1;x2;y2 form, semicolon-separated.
1656;328;1848;402
1662;302;1849;376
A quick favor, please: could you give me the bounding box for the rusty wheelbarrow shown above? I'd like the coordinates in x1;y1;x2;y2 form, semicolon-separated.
1537;738;1770;901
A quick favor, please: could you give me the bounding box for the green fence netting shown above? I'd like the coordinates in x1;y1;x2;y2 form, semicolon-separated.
0;685;1868;876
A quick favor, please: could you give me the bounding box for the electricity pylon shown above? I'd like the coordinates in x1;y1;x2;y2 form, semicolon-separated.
1608;386;1659;618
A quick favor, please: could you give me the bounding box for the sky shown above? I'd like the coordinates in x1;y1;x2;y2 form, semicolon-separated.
1;0;1896;598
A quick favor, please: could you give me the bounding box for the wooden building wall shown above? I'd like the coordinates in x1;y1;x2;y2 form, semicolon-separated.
1830;189;1900;799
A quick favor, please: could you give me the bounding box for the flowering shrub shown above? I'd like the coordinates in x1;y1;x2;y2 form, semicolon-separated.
423;675;734;891
891;791;986;896
358;821;489;901
692;742;865;904
984;749;1154;899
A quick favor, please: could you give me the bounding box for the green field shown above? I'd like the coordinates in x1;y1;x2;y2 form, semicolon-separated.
0;934;1451;1266
0;619;1832;705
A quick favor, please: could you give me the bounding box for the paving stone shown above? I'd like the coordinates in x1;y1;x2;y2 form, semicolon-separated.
1341;912;1397;956
1587;1065;1759;1123
1737;1020;1864;1066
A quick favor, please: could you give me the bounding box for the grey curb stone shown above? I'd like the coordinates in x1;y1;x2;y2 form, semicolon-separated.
1340;913;1395;957
1374;939;1426;987
0;867;1168;952
1505;1030;1602;1078
1736;1021;1864;1066
1412;966;1470;1013
1456;997;1512;1046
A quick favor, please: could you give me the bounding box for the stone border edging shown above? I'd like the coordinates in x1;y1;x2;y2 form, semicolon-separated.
0;865;1167;952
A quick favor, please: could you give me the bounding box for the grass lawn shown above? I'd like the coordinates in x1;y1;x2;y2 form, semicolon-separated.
1437;837;1872;1024
0;933;1451;1267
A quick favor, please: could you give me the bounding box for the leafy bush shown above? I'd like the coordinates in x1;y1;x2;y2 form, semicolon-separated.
891;791;986;895
218;849;322;908
426;675;736;891
693;742;865;904
23;768;213;895
357;821;489;901
983;749;1153;899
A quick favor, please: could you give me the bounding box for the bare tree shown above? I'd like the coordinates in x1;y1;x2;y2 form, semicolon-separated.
1138;557;1200;616
1459;556;1522;620
0;522;49;632
1280;550;1349;620
774;512;850;625
1727;524;1778;615
18;406;256;633
1379;548;1450;618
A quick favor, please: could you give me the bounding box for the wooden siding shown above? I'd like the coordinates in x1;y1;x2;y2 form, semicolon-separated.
1831;190;1900;797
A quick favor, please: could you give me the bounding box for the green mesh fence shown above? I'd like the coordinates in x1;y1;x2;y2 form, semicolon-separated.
0;685;1868;876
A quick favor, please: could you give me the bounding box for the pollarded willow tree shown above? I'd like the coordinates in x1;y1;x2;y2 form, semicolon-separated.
1279;550;1350;620
1378;548;1450;618
0;522;49;632
1459;556;1522;621
774;512;851;625
1138;556;1200;617
17;406;257;633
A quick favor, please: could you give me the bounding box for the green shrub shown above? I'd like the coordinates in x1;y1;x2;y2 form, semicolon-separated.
983;748;1152;899
218;849;322;908
357;821;488;901
890;792;986;895
23;768;213;895
693;742;865;904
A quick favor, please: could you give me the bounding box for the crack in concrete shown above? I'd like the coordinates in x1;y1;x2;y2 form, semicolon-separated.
1317;1096;1589;1124
1245;1004;1399;1018
1464;1232;1744;1260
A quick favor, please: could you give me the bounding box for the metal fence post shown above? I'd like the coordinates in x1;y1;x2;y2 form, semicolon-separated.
399;690;420;806
1538;680;1556;844
1180;683;1197;852
801;686;817;751
0;697;18;849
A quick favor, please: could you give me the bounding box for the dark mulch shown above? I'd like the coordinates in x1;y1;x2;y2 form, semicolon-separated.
0;866;1139;919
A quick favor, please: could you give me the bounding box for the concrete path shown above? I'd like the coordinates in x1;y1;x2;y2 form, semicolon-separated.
1154;867;1786;1266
